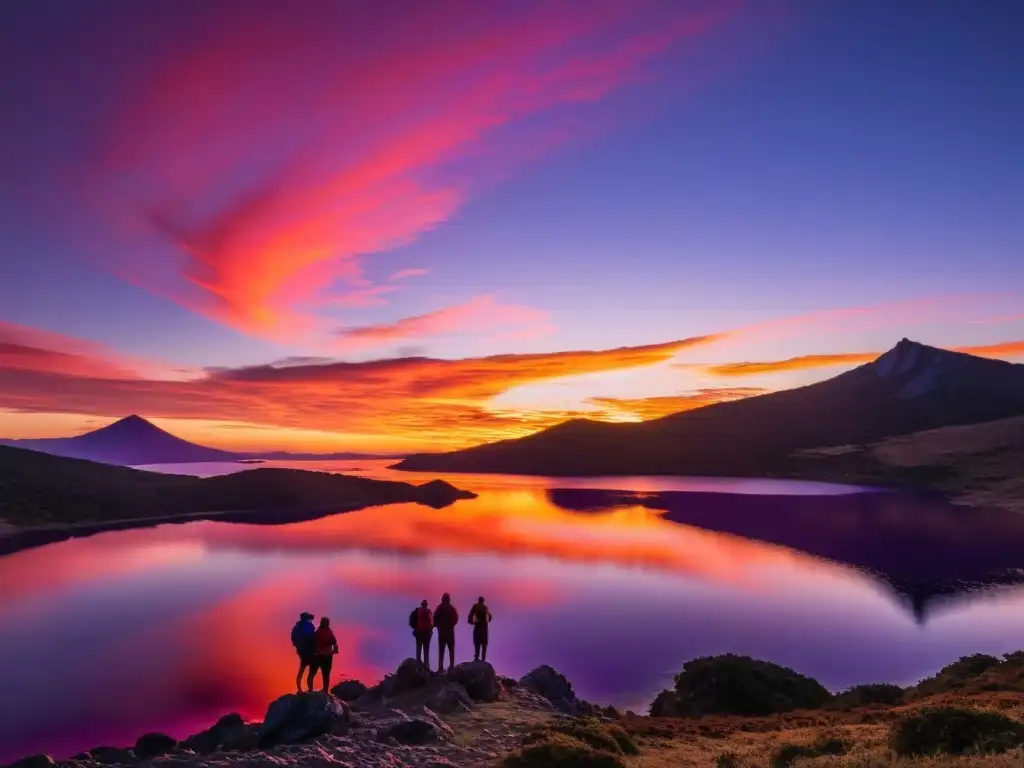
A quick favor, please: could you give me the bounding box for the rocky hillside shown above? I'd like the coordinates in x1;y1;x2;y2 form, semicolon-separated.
8;652;1024;768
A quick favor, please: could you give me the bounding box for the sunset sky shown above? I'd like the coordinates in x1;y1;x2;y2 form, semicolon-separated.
1;0;1022;452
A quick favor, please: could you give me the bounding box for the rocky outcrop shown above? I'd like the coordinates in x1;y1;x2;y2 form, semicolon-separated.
519;665;598;716
257;692;350;747
447;661;499;702
133;734;176;758
330;680;369;702
378;717;453;745
7;756;55;768
181;714;257;754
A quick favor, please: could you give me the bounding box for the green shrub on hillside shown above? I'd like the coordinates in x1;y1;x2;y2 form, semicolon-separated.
889;707;1024;756
914;654;1002;696
832;682;904;707
673;654;831;716
523;720;638;756
770;736;848;768
505;732;626;768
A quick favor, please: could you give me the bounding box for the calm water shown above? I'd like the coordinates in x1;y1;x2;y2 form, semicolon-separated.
3;460;1024;761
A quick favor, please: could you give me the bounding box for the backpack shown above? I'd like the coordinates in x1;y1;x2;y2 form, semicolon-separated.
414;607;433;631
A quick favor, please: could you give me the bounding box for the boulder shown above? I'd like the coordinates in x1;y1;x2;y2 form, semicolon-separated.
497;675;519;689
424;681;473;714
520;665;579;714
134;733;177;758
393;658;431;693
258;692;351;747
330;680;369;702
82;747;134;764
447;661;499;702
181;712;257;754
378;718;451;745
8;755;55;768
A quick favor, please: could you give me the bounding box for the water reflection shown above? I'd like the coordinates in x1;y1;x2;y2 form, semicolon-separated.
2;463;1024;761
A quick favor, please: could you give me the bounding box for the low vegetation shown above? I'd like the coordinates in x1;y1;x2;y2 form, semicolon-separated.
606;650;1024;767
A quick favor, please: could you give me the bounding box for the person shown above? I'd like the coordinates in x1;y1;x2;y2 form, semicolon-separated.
311;616;339;692
409;599;433;666
433;592;459;673
290;611;316;693
468;596;492;662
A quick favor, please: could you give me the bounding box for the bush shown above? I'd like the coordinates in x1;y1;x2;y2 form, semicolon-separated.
716;753;739;768
770;737;848;768
504;734;626;768
648;689;678;717
915;654;1001;695
523;720;638;755
832;683;904;707
889;707;1024;756
673;655;831;716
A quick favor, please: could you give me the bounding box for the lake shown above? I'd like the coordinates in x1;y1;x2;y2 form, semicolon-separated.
3;459;1024;762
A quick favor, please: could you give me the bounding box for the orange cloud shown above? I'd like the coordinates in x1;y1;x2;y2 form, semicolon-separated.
703;340;1024;377
0;325;720;449
98;1;738;341
588;388;767;420
335;295;553;350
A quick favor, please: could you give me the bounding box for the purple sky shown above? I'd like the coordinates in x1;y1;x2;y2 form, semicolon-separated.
1;0;1022;450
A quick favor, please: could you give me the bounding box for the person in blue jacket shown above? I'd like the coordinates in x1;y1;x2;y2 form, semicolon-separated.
291;611;316;692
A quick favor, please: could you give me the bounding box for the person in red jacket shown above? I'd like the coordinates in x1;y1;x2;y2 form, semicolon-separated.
409;600;433;665
433;593;459;673
311;616;339;692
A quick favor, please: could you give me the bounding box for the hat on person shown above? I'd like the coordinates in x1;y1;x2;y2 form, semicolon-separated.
300;611;314;620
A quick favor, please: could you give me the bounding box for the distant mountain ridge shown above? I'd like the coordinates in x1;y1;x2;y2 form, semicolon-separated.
0;415;390;466
395;339;1024;476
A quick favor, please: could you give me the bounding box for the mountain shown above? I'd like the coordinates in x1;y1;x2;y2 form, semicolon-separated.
394;339;1024;477
0;415;390;466
0;444;474;549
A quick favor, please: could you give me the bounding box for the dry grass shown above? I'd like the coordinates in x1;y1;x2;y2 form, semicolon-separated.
611;692;1024;768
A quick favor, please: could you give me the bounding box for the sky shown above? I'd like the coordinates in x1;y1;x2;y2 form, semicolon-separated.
1;0;1022;453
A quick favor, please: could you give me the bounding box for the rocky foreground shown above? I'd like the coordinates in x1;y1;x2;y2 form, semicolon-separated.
10;652;1024;768
5;660;603;768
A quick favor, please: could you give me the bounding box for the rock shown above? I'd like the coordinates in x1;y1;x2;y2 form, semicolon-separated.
83;747;134;764
331;680;369;702
134;733;177;758
424;682;473;714
520;665;579;714
8;755;55;768
258;692;351;747
497;675;519;689
393;658;431;694
378;718;451;745
447;661;499;702
182;712;257;754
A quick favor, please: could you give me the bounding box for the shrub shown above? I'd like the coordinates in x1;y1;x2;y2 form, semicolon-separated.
716;752;739;768
832;683;904;707
673;655;831;716
504;733;626;768
889;707;1024;756
648;689;678;717
915;654;1001;695
770;737;848;768
523;720;638;756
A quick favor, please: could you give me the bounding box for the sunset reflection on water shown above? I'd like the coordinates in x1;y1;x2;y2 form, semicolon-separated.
2;463;1024;761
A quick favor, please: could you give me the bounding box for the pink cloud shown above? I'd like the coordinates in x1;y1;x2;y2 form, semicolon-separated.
389;268;430;281
96;1;738;342
335;295;554;350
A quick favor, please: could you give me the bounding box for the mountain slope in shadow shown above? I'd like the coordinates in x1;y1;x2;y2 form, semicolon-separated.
396;339;1024;477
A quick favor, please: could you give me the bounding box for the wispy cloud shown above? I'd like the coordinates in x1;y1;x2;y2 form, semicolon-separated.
589;388;767;420
96;1;737;341
335;295;554;351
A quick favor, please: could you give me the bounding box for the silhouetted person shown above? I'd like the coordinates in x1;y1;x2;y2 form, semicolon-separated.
434;593;459;673
409;599;433;665
311;616;338;692
468;596;492;662
291;611;316;692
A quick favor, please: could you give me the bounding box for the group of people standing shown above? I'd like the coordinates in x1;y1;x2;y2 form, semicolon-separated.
409;593;492;672
290;594;493;694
